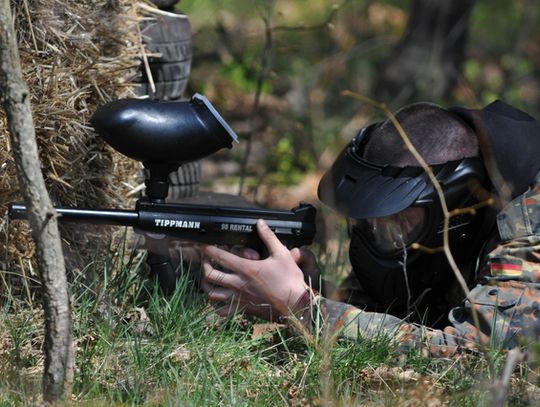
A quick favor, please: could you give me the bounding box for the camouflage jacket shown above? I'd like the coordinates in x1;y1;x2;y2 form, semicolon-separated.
312;173;540;356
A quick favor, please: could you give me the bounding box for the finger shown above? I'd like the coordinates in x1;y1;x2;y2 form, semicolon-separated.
201;278;212;293
241;247;261;260
201;279;224;295
291;247;317;268
256;219;287;256
202;245;252;275
176;245;201;264
202;261;246;290
230;246;261;260
290;247;301;263
202;282;236;302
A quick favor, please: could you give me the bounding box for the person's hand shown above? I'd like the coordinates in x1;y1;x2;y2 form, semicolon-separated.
201;219;311;321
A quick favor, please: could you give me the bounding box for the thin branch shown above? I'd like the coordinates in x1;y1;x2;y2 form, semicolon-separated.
413;198;494;252
410;243;445;254
492;348;525;407
238;6;273;195
399;238;412;317
271;1;350;32
448;198;494;217
22;0;38;52
134;7;155;94
136;2;188;19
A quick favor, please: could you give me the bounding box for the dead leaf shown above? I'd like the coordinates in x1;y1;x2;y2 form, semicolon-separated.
252;323;286;339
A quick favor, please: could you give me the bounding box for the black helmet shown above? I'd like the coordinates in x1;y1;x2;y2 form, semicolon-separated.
318;122;492;325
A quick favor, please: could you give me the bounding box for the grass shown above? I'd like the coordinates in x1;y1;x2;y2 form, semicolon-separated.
0;239;538;406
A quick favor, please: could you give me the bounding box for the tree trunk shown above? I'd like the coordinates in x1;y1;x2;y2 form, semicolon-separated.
376;0;476;107
0;0;71;403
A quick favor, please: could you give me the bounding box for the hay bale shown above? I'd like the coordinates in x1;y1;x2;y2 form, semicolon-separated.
0;0;153;298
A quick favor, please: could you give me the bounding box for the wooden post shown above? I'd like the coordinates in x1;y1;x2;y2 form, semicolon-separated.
0;0;71;403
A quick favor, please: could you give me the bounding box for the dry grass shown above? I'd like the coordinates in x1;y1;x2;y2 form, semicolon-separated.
0;0;153;299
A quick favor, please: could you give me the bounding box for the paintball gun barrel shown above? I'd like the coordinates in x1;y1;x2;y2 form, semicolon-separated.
8;201;316;249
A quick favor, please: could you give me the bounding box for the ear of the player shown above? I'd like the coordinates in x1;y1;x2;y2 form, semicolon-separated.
256;219;287;256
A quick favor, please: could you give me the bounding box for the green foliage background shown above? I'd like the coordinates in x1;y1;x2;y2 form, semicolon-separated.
177;0;539;193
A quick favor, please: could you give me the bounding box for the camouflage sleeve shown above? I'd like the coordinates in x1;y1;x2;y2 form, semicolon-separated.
312;272;540;356
312;296;468;356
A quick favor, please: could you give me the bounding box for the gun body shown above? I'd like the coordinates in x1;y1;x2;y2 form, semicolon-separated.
8;95;316;291
9;201;316;249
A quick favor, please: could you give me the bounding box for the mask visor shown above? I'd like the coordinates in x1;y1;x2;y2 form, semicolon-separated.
318;144;433;218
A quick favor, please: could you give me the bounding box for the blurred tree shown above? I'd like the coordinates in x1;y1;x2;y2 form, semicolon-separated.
376;0;476;106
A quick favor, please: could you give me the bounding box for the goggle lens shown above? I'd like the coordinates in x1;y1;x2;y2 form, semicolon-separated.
349;207;426;255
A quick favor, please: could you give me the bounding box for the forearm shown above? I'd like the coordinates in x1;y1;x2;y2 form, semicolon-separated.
301;296;466;356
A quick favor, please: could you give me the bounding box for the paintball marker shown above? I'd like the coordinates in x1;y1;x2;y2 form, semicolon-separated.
8;201;316;249
8;94;316;293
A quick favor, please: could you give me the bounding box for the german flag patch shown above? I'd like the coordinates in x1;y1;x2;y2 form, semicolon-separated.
490;256;523;277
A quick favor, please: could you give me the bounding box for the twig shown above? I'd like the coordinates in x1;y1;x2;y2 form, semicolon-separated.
136;2;188;19
412;198;494;253
22;0;38;52
134;8;155;94
448;198;494;217
411;243;445;254
271;1;349;32
492;347;525;407
429;354;463;390
238;6;273;195
399;238;412;317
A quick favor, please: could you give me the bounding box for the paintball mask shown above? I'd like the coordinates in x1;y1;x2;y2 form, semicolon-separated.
318;123;490;320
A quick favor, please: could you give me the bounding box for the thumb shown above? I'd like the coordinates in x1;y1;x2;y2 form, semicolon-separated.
256;219;286;256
